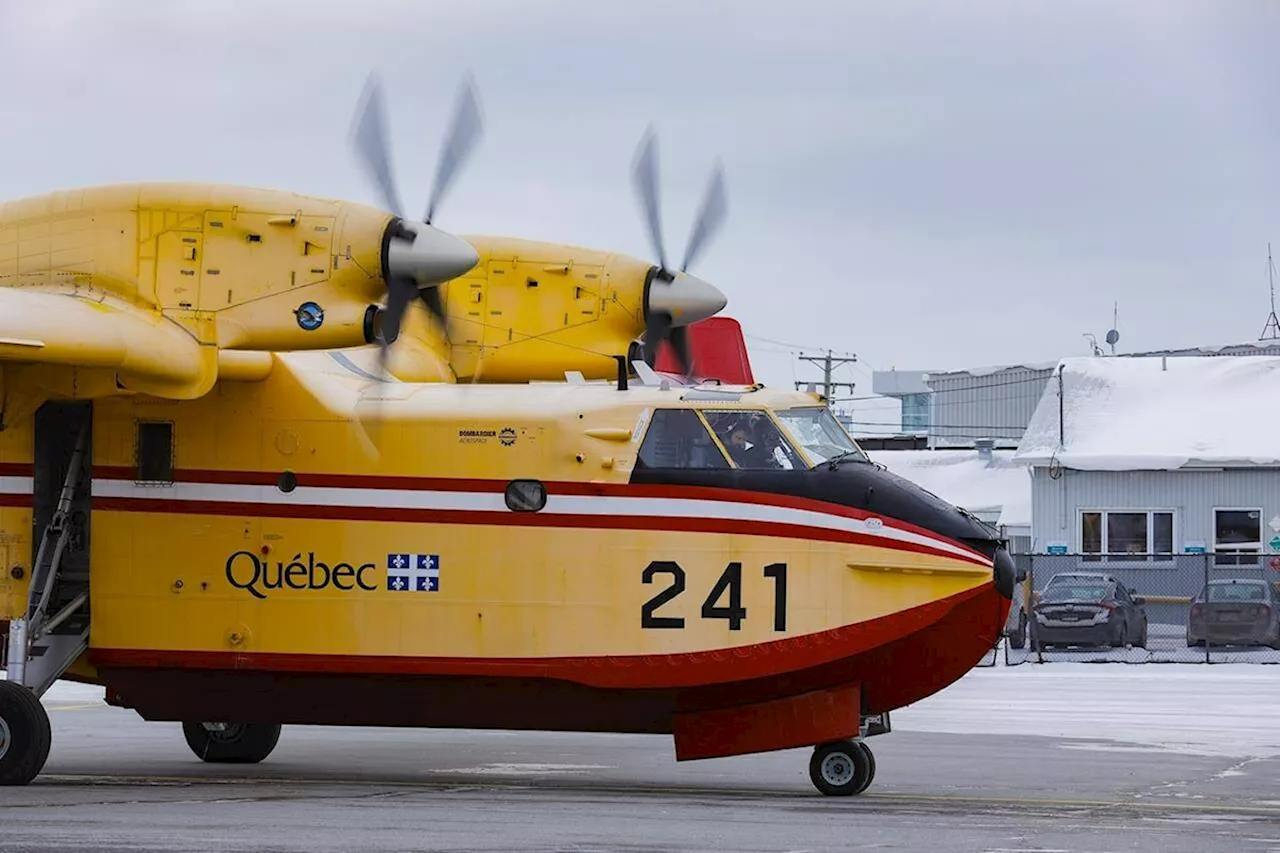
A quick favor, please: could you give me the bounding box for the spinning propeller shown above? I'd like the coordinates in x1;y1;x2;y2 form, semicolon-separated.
350;73;484;370
630;126;729;377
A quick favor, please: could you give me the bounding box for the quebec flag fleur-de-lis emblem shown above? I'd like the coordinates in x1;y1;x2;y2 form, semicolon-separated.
387;553;440;592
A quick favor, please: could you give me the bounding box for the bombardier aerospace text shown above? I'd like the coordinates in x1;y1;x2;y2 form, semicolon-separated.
0;76;1015;796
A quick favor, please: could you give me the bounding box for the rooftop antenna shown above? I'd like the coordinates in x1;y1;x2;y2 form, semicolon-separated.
1260;243;1280;340
1083;332;1102;356
1105;302;1119;355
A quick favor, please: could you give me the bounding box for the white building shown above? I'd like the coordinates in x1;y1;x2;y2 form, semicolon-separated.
1016;355;1280;563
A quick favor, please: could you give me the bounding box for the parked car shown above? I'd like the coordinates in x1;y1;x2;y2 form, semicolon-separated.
1186;578;1280;649
1030;572;1148;650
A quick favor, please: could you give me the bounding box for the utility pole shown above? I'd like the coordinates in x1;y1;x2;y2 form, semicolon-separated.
794;349;859;403
1261;243;1280;341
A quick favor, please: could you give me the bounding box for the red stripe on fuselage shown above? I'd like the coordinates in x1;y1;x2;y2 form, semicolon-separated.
89;466;987;562
89;495;976;563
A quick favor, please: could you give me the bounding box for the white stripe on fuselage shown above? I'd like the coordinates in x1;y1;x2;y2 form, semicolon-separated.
89;478;989;566
0;476;33;495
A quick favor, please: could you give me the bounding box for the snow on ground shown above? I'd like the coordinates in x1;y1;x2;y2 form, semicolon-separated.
867;448;1031;528
893;662;1280;759
1017;355;1280;470
11;662;1280;760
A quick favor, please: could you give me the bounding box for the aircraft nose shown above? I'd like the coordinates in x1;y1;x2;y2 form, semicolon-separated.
991;543;1016;600
386;222;480;284
647;271;729;327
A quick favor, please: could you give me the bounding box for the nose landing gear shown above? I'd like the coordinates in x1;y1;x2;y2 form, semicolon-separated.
182;721;282;764
809;739;876;796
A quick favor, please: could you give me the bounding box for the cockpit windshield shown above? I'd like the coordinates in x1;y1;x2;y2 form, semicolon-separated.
701;410;804;470
773;407;869;466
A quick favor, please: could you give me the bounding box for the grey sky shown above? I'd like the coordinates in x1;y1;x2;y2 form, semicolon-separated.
3;1;1279;428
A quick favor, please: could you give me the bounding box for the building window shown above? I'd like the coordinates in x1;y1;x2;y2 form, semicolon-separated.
1079;510;1174;562
1213;508;1262;566
901;393;930;433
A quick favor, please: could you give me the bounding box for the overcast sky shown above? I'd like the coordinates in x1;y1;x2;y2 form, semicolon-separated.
3;1;1279;429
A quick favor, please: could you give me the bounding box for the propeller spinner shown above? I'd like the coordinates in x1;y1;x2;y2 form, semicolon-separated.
630;127;729;377
350;73;484;367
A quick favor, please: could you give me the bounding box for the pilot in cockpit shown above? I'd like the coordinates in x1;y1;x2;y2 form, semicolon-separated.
724;416;772;469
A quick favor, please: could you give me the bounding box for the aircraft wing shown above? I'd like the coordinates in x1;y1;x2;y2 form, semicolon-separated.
0;288;215;397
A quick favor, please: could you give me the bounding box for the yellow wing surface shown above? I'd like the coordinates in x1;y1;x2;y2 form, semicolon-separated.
0;288;217;400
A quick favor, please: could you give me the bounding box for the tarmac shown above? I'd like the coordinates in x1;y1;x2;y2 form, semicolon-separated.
0;692;1277;853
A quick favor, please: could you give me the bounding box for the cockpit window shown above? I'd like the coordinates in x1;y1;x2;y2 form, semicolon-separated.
636;409;729;469
701;410;803;470
773;406;868;466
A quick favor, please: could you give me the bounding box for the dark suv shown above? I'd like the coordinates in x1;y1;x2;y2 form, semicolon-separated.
1186;579;1280;649
1031;572;1149;650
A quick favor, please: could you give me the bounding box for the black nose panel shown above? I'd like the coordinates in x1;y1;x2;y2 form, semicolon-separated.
991;545;1015;600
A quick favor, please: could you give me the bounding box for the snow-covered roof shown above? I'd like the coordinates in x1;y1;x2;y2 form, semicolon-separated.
867;449;1031;529
924;362;1057;380
1016;355;1280;471
1125;339;1280;357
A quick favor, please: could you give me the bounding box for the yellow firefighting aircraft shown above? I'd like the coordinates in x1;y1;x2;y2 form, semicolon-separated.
0;76;1016;796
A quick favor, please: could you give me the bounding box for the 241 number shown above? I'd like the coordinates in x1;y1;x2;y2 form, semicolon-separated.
641;560;787;632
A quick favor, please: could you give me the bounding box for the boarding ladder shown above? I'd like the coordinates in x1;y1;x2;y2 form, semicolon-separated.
5;424;92;697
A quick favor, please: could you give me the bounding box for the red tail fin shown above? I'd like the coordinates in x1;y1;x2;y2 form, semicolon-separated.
654;317;756;385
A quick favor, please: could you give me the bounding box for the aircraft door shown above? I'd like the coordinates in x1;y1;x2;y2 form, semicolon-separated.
30;402;93;623
32;402;93;571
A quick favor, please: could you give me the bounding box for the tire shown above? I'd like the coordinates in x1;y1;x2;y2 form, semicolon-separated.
182;722;281;764
0;681;52;786
1008;616;1027;650
853;741;877;794
808;740;872;797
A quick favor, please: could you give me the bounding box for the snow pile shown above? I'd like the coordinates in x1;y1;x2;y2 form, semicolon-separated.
868;449;1031;528
1016;355;1280;470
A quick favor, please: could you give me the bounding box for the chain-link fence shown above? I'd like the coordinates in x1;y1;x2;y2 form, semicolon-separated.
998;553;1280;665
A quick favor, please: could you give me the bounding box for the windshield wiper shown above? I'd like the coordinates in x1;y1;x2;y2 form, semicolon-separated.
822;449;868;470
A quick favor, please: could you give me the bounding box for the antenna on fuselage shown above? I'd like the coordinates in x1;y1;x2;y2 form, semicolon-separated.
613;356;629;391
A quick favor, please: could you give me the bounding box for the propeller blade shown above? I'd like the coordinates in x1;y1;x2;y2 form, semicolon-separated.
425;74;484;225
680;163;727;272
669;325;693;378
631;126;669;272
643;311;673;369
379;276;417;351
417;285;446;328
351;73;405;218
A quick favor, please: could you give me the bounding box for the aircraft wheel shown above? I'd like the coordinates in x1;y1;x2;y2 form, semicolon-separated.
182;721;281;764
809;739;872;797
853;741;876;793
0;680;52;786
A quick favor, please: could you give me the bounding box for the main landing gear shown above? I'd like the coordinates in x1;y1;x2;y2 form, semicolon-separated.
0;681;52;786
182;722;282;764
806;712;888;796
